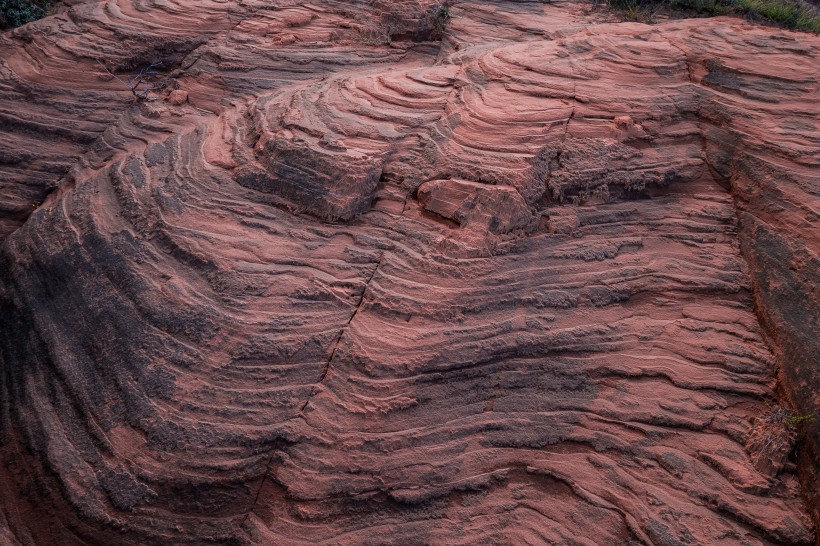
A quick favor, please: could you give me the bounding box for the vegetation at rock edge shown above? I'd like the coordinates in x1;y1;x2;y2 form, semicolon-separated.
606;0;820;32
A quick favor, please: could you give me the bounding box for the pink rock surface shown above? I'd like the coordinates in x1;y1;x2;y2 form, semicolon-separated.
418;179;534;234
0;1;817;545
166;89;189;106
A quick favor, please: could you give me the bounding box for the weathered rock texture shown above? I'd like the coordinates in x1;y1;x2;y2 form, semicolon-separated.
0;1;818;544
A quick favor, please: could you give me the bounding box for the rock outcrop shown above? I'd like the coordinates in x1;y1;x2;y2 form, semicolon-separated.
0;1;817;544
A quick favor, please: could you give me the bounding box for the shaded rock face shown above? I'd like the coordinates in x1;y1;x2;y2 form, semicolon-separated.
0;1;818;545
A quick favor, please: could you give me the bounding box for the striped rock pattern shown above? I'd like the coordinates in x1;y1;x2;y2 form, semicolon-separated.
0;1;817;544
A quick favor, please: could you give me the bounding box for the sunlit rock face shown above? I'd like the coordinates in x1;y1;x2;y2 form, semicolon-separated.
0;1;817;544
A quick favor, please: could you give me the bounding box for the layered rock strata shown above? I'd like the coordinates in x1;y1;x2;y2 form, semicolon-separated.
0;1;818;544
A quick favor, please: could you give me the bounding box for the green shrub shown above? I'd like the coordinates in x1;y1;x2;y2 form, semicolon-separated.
735;0;820;31
606;0;820;32
785;412;815;428
427;3;452;39
0;0;54;29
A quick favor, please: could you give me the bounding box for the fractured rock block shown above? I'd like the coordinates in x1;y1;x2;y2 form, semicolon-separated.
417;179;533;234
237;137;384;222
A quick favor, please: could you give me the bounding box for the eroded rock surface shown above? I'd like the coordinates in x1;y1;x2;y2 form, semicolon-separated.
0;1;818;544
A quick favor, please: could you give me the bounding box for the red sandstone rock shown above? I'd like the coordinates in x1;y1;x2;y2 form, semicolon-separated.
166;89;189;106
418;179;534;233
0;1;817;545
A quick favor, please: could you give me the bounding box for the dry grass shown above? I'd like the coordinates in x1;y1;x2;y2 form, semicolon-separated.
357;2;451;46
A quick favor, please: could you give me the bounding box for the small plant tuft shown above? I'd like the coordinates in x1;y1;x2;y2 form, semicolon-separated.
96;60;175;102
760;404;815;429
428;3;452;39
357;1;452;46
784;412;815;428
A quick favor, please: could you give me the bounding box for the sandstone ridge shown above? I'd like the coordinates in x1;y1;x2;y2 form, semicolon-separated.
0;1;818;544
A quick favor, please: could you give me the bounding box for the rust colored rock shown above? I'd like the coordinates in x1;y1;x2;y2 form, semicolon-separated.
0;1;818;545
166;89;189;106
418;179;533;234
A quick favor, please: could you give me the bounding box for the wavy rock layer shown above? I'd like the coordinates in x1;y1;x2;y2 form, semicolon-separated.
0;1;818;545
